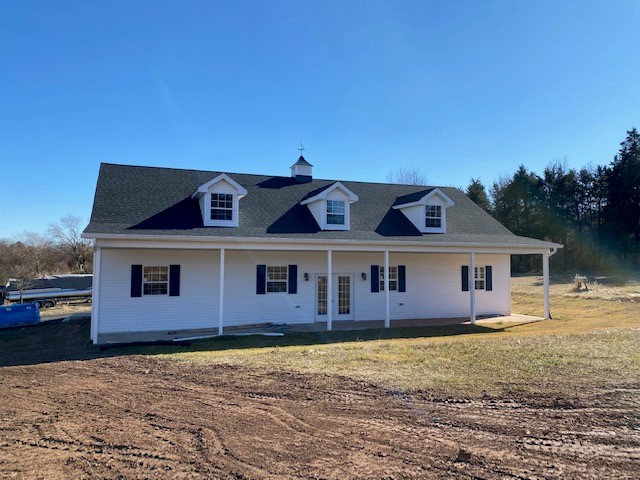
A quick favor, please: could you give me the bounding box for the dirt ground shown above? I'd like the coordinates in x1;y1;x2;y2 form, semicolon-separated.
1;333;639;479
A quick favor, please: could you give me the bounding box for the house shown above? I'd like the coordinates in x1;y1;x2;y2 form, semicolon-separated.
83;156;561;344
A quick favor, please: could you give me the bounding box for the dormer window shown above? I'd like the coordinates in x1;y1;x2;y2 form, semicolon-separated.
425;205;442;228
211;193;233;221
300;181;359;231
192;173;247;227
393;187;454;234
327;200;346;225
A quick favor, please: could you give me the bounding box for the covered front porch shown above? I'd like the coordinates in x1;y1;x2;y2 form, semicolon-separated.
97;313;542;344
91;236;560;344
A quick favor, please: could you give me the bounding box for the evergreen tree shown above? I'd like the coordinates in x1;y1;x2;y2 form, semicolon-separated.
542;160;580;269
605;128;640;264
465;178;491;212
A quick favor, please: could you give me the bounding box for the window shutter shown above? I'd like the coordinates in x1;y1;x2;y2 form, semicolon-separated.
131;265;142;297
288;265;297;294
486;265;493;291
398;265;406;292
256;265;266;295
169;265;181;296
371;265;379;293
461;265;469;292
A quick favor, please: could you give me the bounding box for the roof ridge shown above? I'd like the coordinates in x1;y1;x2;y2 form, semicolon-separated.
99;162;453;191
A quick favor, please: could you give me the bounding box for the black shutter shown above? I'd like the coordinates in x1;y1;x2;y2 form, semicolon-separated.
169;265;180;296
131;265;142;297
256;265;266;294
461;265;469;292
371;265;379;293
288;265;297;294
398;265;406;292
485;265;493;291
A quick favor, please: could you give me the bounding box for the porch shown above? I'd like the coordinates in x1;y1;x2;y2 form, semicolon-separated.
97;313;541;344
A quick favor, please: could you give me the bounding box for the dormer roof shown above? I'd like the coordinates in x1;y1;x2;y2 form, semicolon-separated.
191;173;248;199
300;181;359;205
392;187;455;209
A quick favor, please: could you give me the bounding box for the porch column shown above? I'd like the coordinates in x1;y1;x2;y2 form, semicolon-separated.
543;251;550;319
90;245;101;344
384;250;390;328
327;250;333;331
469;252;476;325
218;248;225;335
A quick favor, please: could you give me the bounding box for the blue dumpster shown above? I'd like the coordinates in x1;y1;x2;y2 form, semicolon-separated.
0;303;41;329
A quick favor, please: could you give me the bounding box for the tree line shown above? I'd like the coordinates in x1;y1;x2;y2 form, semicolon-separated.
0;215;93;286
465;128;640;272
3;129;639;285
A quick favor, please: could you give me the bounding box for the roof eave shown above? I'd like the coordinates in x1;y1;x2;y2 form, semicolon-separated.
82;231;563;251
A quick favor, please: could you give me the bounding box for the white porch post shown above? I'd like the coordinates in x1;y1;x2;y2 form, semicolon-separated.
384;250;390;328
543;251;550;319
327;250;333;331
90;245;101;344
469;252;476;325
218;248;225;336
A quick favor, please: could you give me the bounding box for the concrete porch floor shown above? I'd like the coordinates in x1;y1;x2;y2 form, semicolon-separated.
97;314;542;344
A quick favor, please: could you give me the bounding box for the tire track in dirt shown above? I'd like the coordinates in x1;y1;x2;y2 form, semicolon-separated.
1;357;639;479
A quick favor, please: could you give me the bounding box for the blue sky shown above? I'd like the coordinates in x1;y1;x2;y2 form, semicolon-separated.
1;0;639;237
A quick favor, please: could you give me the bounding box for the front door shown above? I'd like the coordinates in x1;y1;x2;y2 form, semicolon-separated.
316;274;354;321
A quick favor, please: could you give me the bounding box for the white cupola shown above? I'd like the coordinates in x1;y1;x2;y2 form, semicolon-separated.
290;155;313;183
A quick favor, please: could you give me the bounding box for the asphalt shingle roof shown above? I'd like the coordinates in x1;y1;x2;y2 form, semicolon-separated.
84;163;557;248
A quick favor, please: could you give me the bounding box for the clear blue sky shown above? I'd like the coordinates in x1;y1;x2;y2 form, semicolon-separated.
1;0;639;237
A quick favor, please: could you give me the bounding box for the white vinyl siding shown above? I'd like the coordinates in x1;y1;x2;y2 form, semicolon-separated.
96;249;511;338
97;249;218;334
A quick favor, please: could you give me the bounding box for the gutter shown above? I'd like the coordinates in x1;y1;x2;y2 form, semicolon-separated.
82;232;563;250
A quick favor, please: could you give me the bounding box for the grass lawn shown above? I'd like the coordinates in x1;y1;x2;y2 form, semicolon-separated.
156;273;640;397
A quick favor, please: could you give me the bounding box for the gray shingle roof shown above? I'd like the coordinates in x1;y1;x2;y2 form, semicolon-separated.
84;163;558;248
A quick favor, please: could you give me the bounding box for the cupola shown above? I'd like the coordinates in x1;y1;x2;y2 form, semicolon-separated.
290;155;313;183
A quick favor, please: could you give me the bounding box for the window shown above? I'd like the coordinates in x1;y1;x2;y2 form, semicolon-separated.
143;266;168;295
266;266;288;293
425;205;442;228
475;266;485;290
379;266;398;291
326;200;346;225
210;193;233;221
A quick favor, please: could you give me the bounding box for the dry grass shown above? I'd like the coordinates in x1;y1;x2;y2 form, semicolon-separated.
512;271;640;303
159;274;640;397
39;301;92;319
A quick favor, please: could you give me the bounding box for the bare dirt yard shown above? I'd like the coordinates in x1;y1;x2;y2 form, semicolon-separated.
1;274;639;479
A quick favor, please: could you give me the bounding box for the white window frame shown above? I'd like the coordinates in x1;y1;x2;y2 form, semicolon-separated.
474;266;486;291
379;265;398;291
425;205;442;229
143;265;169;296
210;192;234;222
326;199;346;226
266;265;288;293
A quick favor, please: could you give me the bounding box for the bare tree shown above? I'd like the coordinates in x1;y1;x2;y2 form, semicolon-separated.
48;215;93;272
385;167;429;186
0;233;58;303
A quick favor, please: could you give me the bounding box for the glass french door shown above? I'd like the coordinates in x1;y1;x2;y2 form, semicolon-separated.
316;274;353;321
